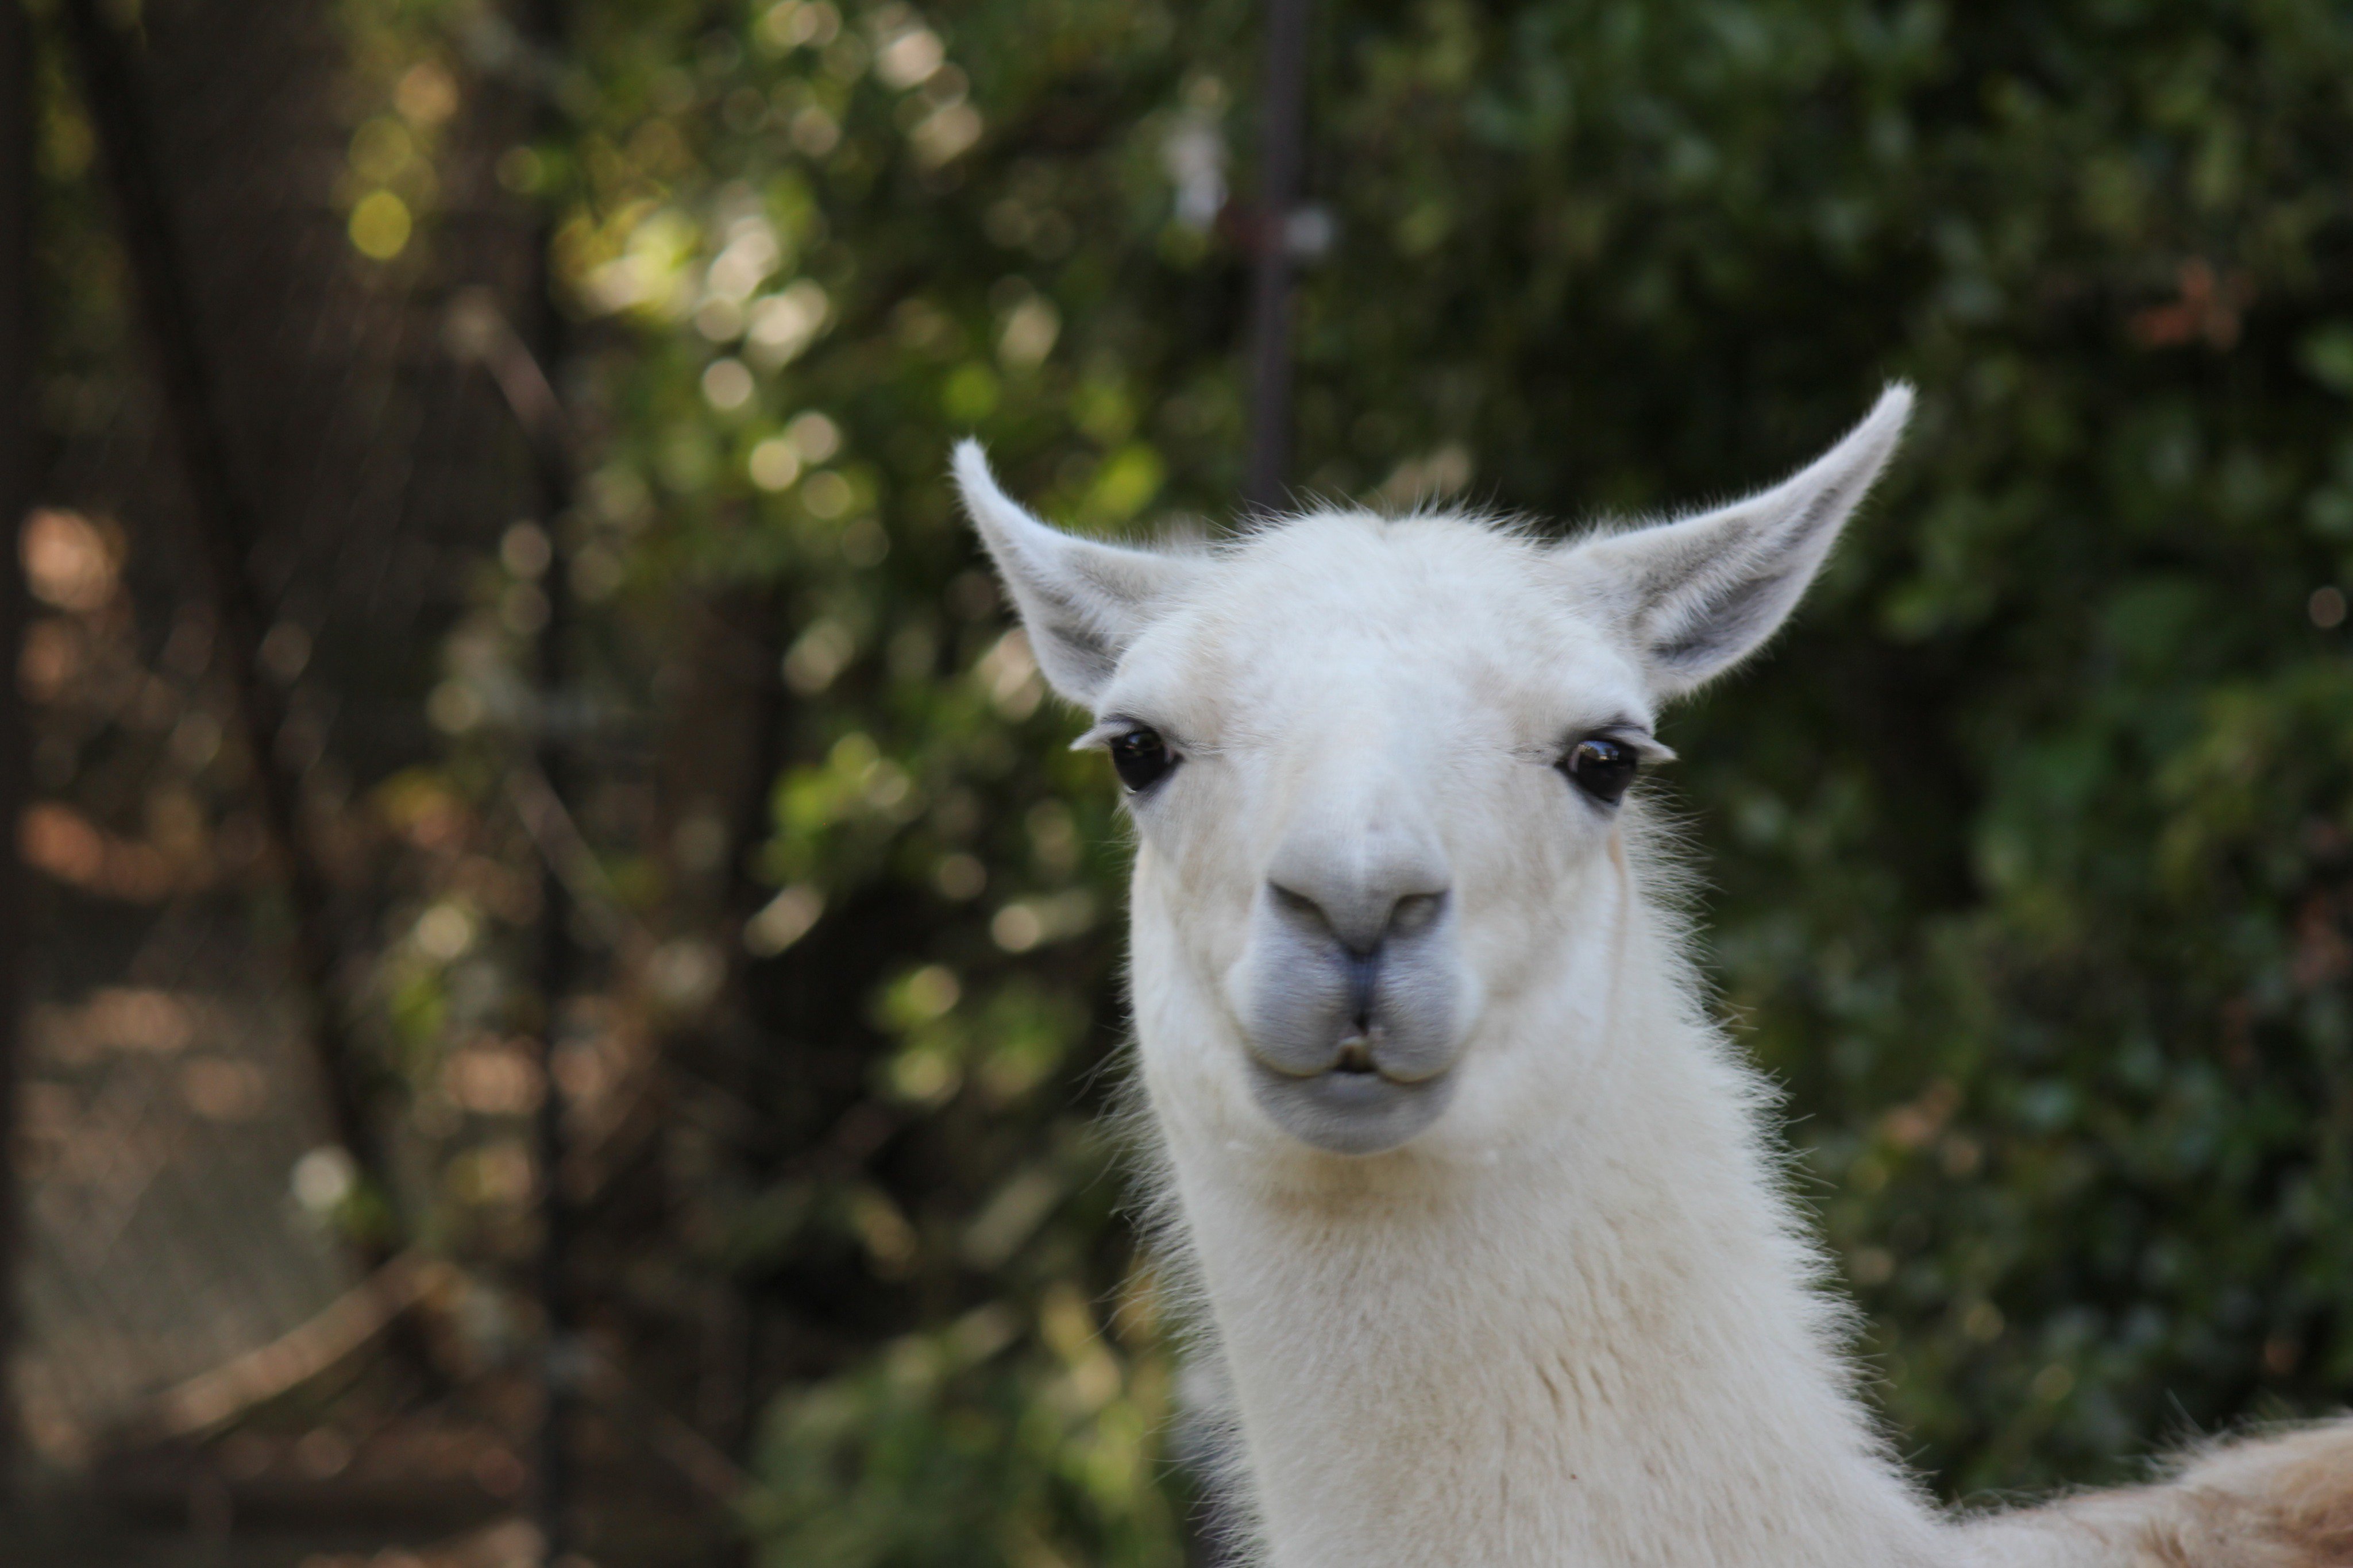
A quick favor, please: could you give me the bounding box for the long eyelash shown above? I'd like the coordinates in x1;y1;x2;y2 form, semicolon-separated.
1584;727;1675;764
1071;717;1141;752
1076;716;1213;758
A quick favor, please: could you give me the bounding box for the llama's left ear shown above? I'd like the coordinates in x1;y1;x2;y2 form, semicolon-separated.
1564;383;1914;698
954;441;1202;706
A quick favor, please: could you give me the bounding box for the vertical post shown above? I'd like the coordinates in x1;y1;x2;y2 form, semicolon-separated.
0;0;36;1498
1241;0;1313;513
526;411;580;1568
515;0;579;1559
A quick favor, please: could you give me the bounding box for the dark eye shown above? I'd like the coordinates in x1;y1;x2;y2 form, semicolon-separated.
1108;727;1178;793
1561;736;1640;805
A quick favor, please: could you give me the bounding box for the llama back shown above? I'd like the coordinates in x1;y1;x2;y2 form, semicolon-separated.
1957;1419;2353;1568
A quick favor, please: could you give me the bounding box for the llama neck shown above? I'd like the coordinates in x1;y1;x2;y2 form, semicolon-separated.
1147;917;1947;1568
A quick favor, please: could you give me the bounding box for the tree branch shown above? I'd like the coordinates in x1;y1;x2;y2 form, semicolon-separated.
56;0;404;1268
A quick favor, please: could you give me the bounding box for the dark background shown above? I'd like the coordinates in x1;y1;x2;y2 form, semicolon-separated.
4;0;2352;1562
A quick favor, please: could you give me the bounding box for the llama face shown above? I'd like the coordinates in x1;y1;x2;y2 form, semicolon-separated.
955;385;1910;1160
1079;512;1665;1156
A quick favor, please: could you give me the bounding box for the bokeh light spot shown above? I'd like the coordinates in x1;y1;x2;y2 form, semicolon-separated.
349;191;413;260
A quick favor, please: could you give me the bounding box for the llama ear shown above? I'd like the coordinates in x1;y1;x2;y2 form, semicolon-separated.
954;441;1200;706
1564;384;1914;698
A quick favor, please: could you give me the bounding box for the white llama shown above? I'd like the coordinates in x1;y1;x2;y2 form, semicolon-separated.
954;388;2353;1568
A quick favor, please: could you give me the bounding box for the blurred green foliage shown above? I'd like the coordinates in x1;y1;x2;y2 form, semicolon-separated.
260;0;2353;1555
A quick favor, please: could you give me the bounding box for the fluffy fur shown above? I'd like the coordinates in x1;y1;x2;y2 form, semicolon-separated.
956;391;2352;1567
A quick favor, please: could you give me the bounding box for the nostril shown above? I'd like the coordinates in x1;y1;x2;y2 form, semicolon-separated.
1269;881;1327;926
1388;890;1448;937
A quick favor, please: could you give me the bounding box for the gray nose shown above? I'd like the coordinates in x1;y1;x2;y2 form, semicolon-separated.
1267;880;1446;1045
1263;836;1451;956
1241;821;1467;1153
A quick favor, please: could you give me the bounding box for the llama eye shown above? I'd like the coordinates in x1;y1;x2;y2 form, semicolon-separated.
1108;727;1178;793
1561;736;1639;805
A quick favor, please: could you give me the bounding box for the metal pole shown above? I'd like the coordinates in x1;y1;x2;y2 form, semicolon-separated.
1242;0;1313;513
0;0;36;1500
514;0;580;1558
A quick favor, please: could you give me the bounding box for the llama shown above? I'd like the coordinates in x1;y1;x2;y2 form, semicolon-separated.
954;388;2353;1568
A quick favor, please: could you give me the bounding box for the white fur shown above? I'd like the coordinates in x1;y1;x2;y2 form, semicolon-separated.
956;391;2353;1567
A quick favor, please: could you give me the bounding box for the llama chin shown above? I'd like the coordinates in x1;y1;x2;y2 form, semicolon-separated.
957;392;2353;1568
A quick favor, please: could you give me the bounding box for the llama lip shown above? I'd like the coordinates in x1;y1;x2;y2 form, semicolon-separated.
1246;1024;1434;1084
1243;1054;1457;1156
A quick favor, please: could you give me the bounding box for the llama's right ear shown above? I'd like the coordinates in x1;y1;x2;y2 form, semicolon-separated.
954;441;1200;706
1560;384;1913;699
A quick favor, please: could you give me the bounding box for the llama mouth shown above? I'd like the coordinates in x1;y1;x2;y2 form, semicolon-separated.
1243;1051;1458;1156
1248;1024;1442;1086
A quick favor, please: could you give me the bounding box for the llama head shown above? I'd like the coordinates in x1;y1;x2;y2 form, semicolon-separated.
956;387;1911;1163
